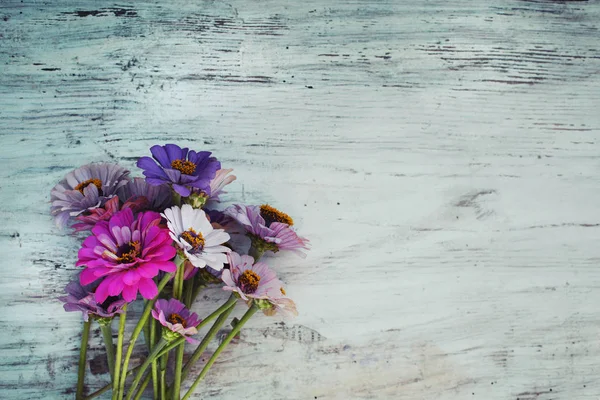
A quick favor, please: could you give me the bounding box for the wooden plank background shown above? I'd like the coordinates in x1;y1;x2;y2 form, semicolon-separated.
1;0;600;399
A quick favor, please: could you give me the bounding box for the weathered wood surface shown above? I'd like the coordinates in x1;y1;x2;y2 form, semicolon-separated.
1;0;600;399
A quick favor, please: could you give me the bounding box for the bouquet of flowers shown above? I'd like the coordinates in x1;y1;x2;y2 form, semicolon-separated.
51;144;309;400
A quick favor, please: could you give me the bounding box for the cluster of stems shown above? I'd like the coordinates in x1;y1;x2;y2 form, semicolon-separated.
75;255;260;400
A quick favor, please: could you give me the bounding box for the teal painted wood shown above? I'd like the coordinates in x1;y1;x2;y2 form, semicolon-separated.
1;0;600;399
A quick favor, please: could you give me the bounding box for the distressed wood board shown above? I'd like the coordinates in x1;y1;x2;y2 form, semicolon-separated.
1;0;600;399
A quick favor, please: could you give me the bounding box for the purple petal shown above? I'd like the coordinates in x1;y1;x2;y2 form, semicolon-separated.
137;157;168;179
150;145;172;167
164;144;184;163
172;184;191;197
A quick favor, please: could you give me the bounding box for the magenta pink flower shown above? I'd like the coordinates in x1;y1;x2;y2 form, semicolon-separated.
222;252;297;316
152;298;201;343
225;204;310;257
76;208;177;303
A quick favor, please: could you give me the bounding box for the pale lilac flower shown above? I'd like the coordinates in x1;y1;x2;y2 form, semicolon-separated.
208;168;236;201
162;204;231;270
136;144;220;197
225;204;310;257
152;298;201;343
50;163;130;227
59;278;126;322
222;252;297;316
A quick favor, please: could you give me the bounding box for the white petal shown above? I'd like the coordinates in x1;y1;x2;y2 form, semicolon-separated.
204;230;230;247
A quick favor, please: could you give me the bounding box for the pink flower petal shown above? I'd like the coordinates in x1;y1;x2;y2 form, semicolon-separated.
122;285;138;302
138;278;158;299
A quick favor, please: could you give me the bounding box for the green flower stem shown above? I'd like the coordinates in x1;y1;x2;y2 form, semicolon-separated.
157;337;185;357
82;365;141;400
132;372;152;400
171;255;187;399
159;352;168;400
117;274;173;400
143;302;152;352
184;278;194;308
180;295;237;383
76;319;92;400
150;318;158;400
125;338;169;400
173;255;185;300
182;305;258;400
112;304;127;400
99;322;115;380
172;341;185;400
190;280;206;306
84;338;181;400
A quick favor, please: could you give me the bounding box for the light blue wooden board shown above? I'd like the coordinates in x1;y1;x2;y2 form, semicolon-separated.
1;1;599;399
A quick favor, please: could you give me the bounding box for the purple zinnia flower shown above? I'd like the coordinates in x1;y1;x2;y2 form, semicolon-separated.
152;298;201;343
76;208;177;303
117;177;174;212
50;163;130;227
136;144;220;197
59;278;126;322
222;252;297;316
225;204;310;257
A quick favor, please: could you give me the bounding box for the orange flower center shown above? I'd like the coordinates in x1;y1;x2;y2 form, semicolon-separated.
181;228;205;250
117;241;141;264
260;204;293;226
239;270;261;294
75;178;103;195
171;159;196;175
167;313;187;327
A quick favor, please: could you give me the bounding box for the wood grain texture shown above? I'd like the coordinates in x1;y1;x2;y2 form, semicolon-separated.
1;0;600;399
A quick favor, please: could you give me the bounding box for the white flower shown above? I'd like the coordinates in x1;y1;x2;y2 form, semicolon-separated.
162;204;231;270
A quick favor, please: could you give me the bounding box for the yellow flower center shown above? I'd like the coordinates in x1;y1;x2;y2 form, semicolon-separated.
75;178;103;195
181;228;205;250
167;313;187;328
280;287;286;296
239;270;261;294
117;241;140;264
171;159;196;175
260;204;294;226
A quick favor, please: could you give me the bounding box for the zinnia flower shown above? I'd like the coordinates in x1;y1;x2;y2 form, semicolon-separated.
152;298;201;343
222;252;297;316
225;204;310;257
76;208;177;302
136;144;220;197
117;177;173;212
162;204;231;270
59;277;126;322
208;168;236;202
50;163;130;227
